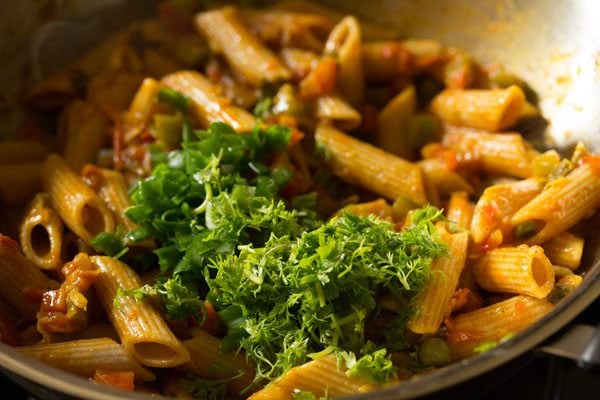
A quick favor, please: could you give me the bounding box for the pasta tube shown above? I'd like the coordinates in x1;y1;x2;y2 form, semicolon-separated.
91;256;190;368
542;232;584;270
181;328;255;396
248;355;376;400
409;230;469;334
0;234;56;320
315;123;427;206
418;158;475;197
324;16;364;106
430;86;525;132
195;6;291;86
375;85;416;159
41;154;115;245
471;245;555;298
442;125;533;178
447;295;554;359
445;191;474;229
315;94;362;131
510;157;600;244
59;100;108;172
162;70;256;132
19;193;64;270
18;337;155;382
81;165;138;233
470;178;543;244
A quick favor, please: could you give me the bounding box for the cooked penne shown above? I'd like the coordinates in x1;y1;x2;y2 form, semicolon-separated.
409;230;469;334
446;295;554;359
470;178;543;245
0;235;56;320
59;100;108;172
419;158;475;197
315;94;362;131
324;16;364;106
18;337;155;382
511;158;600;244
375;85;416;159
19;193;64;270
242;9;334;52
248;355;376;400
337;198;393;220
542;232;584;271
162;70;256;132
471;245;555;298
315;123;427;205
181;328;255;396
61;231;95;263
91;256;190;368
441;125;533;178
445;191;474;230
81;165;138;233
430;86;525;132
195;6;291;86
0;141;48;164
279;48;320;80
41;154;114;245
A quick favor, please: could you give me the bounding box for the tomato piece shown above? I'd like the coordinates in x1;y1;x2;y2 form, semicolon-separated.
94;370;135;391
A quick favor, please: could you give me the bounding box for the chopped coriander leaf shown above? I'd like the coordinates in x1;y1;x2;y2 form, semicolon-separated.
253;96;273;118
293;390;329;400
342;348;396;383
157;87;191;114
207;208;447;382
91;227;128;259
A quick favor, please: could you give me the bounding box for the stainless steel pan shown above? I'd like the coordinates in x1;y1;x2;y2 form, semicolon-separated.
0;0;599;398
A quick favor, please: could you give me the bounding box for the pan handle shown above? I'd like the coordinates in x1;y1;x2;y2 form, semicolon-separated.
536;323;600;371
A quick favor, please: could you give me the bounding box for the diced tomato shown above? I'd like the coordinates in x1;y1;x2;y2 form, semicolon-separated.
451;288;483;314
298;58;337;100
94;370;135;391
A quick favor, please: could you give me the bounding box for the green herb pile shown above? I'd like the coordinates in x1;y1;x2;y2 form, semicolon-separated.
96;89;448;389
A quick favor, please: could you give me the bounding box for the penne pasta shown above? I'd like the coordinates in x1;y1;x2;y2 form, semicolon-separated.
430;86;525;132
409;230;469;334
324;16;364;106
0;235;57;320
375;85;416;159
471;245;555;298
542;232;584;271
41;154;115;245
248;355;376;400
18;337;155;382
19;193;64;270
445;191;474;230
446;295;554;359
315;123;427;206
59;100;109;173
81;165;138;233
162;70;256;132
470;178;543;245
315;94;362;131
510;157;600;244
181;328;256;396
195;6;291;86
441;125;533;178
419;158;475;197
91;256;190;368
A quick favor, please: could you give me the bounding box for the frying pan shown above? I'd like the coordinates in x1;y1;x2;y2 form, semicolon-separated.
0;0;599;398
